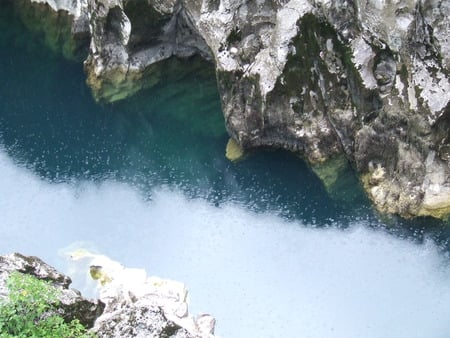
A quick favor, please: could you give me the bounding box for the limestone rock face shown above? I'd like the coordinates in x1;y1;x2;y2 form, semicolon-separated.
0;253;104;328
94;303;196;338
83;0;211;102
187;0;450;219
68;250;217;338
16;0;450;218
0;253;217;338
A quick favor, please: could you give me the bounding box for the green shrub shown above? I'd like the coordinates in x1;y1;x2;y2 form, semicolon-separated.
0;271;95;338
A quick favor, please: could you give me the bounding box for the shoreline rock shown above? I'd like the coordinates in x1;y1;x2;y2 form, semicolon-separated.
0;253;104;328
9;0;450;220
0;253;217;338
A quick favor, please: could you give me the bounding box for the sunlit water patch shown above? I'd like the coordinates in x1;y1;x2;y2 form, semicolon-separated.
1;151;450;338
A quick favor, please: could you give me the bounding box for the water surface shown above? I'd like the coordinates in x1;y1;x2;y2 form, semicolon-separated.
1;3;450;338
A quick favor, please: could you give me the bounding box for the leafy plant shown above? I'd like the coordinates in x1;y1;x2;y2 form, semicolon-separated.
0;271;94;338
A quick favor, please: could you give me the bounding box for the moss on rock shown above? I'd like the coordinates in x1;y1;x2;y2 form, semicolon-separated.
225;138;245;162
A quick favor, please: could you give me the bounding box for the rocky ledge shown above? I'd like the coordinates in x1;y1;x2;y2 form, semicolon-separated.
12;0;450;219
0;253;217;338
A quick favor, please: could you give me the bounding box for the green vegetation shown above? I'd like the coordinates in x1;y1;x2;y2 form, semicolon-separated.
399;63;409;85
274;13;381;118
0;271;94;338
226;27;242;45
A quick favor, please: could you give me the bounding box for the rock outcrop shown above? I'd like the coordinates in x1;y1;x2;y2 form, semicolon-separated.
0;253;104;328
12;0;450;219
0;253;216;338
83;0;211;102
67;249;216;338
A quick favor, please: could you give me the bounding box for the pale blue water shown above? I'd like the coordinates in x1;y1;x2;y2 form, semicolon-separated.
1;2;450;338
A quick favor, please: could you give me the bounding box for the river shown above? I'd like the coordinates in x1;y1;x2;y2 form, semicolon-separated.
1;3;450;337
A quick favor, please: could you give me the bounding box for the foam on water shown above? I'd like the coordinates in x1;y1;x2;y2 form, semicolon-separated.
1;149;450;338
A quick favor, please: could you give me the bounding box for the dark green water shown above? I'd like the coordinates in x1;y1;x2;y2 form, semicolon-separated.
0;1;361;222
1;3;450;338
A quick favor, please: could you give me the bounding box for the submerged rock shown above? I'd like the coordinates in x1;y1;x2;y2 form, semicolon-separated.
13;0;90;61
0;252;217;338
12;0;450;219
225;137;245;161
310;155;365;204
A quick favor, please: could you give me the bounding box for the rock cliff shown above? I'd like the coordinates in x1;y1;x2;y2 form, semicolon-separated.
0;253;216;338
0;253;105;328
15;0;450;219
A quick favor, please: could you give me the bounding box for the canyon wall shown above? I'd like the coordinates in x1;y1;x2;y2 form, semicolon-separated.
17;0;450;219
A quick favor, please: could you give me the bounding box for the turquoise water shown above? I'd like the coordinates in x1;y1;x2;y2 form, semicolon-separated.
1;2;450;338
0;1;364;224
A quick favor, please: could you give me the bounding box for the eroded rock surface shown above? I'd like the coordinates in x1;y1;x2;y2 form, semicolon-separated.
0;253;216;338
83;0;211;101
0;253;104;328
189;0;450;219
68;250;217;338
12;0;450;218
